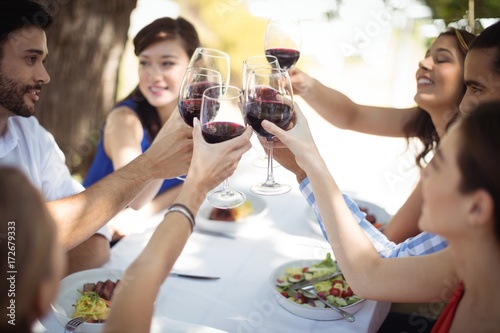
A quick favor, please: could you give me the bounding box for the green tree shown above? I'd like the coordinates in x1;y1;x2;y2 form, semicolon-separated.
176;0;268;86
424;0;500;24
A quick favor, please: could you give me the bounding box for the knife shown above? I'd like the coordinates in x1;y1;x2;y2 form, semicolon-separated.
289;271;343;290
169;272;220;280
194;228;236;239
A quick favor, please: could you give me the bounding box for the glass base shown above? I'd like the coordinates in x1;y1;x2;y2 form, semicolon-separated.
207;189;246;209
250;182;291;196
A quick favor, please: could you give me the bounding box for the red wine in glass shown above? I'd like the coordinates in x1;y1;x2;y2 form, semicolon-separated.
202;121;246;143
244;67;294;196
245;100;293;140
179;81;220;126
200;85;247;209
265;48;300;70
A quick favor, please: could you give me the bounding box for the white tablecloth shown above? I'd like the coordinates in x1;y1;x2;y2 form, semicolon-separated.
38;149;390;333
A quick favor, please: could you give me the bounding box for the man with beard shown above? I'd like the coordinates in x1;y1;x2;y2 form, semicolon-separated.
0;0;194;274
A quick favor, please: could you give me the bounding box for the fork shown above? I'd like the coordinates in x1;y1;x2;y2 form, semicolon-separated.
301;285;356;322
64;317;86;333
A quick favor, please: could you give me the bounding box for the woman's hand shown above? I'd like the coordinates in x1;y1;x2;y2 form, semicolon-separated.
289;67;315;95
257;134;307;184
261;103;320;173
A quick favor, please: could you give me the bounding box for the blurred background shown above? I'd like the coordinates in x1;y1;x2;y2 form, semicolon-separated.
36;0;499;213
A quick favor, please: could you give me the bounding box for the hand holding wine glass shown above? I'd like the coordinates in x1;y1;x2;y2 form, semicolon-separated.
244;68;294;195
264;16;302;70
201;85;248;208
242;54;281;168
178;67;222;127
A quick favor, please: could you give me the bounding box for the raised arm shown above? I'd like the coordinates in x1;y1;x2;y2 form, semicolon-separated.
289;67;417;137
383;181;424;242
268;123;445;257
262;105;455;302
47;113;193;251
102;119;252;333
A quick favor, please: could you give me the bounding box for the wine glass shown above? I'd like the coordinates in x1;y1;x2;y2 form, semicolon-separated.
244;68;294;196
242;54;280;90
188;47;231;88
201;85;247;208
242;55;281;168
264;16;302;70
178;67;222;127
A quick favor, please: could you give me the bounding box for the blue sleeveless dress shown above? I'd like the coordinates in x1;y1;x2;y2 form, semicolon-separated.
83;98;183;193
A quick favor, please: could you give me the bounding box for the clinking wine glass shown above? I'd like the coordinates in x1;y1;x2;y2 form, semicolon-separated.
244;68;294;196
176;67;221;181
178;67;222;127
201;85;247;209
188;47;231;88
242;55;281;168
242;54;280;90
264;16;302;70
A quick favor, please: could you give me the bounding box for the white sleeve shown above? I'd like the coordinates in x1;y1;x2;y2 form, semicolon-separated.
36;122;111;241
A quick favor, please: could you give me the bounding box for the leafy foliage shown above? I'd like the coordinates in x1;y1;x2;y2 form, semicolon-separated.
424;0;500;23
176;0;268;86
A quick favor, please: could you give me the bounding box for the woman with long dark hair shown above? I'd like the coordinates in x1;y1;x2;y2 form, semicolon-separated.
264;100;500;333
84;17;200;216
288;28;475;243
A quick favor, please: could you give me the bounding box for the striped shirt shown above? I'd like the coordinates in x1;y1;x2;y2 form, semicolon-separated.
300;178;448;258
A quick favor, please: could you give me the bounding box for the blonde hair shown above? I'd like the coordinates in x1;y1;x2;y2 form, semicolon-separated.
0;168;57;331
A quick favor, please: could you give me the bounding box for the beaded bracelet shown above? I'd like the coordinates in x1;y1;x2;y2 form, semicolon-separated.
164;203;196;233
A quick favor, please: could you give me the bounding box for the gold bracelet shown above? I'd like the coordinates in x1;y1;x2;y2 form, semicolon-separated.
164;203;196;233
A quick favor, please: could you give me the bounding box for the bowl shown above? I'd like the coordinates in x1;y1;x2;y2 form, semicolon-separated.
270;259;365;321
51;268;123;332
195;191;268;233
353;198;392;226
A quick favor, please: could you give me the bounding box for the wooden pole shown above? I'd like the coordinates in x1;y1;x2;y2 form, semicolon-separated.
469;0;475;32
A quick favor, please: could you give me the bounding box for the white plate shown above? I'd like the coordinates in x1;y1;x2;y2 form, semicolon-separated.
353;198;392;225
306;198;392;237
51;268;123;333
196;191;268;233
270;259;365;321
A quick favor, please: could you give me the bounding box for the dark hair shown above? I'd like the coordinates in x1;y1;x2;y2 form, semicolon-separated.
0;0;53;60
403;28;475;167
469;20;500;75
456;101;500;241
121;17;200;140
0;168;56;331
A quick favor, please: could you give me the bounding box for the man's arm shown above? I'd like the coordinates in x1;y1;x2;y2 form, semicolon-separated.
49;127;191;251
65;234;110;275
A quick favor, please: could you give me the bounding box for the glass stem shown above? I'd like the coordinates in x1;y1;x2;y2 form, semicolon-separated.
221;178;232;197
264;139;276;186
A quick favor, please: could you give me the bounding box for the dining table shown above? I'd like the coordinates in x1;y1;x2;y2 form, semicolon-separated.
36;145;391;333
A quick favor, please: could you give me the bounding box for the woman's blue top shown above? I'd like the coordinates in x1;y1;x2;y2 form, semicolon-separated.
83;98;183;193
